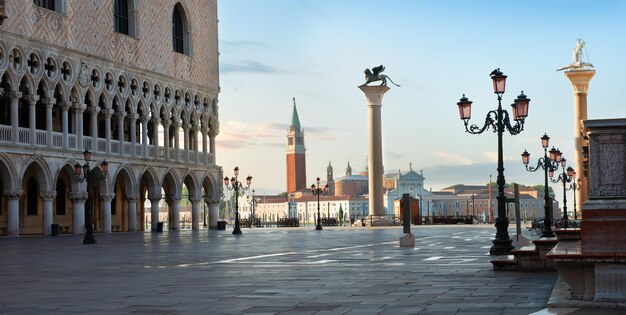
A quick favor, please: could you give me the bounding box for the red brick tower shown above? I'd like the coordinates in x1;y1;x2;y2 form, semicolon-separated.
286;98;306;193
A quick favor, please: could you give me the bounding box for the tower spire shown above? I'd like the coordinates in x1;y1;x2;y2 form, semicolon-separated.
291;97;301;128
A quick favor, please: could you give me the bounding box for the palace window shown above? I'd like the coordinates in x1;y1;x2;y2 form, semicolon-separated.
33;0;66;14
114;0;137;37
114;0;129;35
172;3;190;55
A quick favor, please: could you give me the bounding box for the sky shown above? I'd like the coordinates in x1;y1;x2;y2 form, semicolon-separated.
215;0;626;202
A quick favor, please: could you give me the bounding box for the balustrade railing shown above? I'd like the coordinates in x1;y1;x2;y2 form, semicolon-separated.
1;124;215;166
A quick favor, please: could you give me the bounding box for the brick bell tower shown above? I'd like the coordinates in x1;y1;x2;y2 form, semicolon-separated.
287;97;307;193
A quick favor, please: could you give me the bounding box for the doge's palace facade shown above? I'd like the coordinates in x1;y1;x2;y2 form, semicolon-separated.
0;1;222;236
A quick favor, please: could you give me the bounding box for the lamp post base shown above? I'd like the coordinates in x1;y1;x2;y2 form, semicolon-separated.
315;225;323;231
490;217;514;255
83;235;97;244
232;228;242;235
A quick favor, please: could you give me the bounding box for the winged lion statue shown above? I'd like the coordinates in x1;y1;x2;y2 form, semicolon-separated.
360;65;400;87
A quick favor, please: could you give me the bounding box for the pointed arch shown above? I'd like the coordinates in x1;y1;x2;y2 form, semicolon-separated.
0;152;18;190
172;2;191;55
20;155;53;192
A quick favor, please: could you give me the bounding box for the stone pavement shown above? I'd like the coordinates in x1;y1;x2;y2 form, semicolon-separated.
0;225;557;314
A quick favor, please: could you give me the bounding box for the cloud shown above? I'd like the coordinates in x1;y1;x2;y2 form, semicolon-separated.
431;151;473;165
220;61;280;74
217;120;336;150
220;40;267;49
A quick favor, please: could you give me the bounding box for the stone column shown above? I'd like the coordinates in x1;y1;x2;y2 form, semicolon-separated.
162;120;171;160
173;122;181;161
201;126;208;164
41;191;56;235
101;194;115;233
140;116;149;157
209;129;217;164
148;194;161;231
10;91;22;144
151;117;160;159
27;95;39;147
359;85;390;216
127;194;138;232
167;195;181;230
90;106;100;151
5;190;22;236
104;109;113;154
75;104;85;150
61;101;70;149
116;111;126;155
206;197;219;229
69;192;88;234
190;197;202;230
191;124;199;164
182;123;189;162
564;69;595;207
129;113;138;157
45;98;55;147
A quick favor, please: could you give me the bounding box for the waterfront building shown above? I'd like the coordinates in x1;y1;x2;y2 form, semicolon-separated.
0;1;221;236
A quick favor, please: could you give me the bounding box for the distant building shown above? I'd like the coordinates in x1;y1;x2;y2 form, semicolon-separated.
286;98;306;194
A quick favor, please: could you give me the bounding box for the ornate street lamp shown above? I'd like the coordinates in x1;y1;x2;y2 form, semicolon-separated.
551;163;576;228
246;189;260;228
223;166;252;235
521;134;561;237
456;68;530;255
568;171;581;220
74;150;109;244
310;177;329;231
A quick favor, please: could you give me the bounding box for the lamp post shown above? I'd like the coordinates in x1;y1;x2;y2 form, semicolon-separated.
247;189;259;227
74;150;109;245
551;163;575;227
311;177;329;231
569;173;581;220
521;134;562;237
456;68;530;255
223;166;252;235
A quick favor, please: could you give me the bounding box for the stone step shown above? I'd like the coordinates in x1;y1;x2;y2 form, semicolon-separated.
490;255;520;271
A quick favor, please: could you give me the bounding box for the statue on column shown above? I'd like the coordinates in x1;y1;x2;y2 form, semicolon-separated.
557;39;594;71
361;65;401;87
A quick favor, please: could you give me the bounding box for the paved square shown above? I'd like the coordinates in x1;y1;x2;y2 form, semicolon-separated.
0;225;556;314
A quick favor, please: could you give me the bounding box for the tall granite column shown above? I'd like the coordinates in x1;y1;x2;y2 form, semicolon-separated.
564;69;595;207
359;85;390;216
41;191;56;235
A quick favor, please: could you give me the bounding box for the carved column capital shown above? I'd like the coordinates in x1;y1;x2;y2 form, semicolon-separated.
204;196;220;205
68;192;88;202
60;101;72;111
161;119;171;128
115;111;127;120
140;115;150;123
4;190;23;199
25;95;40;104
208;127;219;138
44;97;57;107
126;194;139;201
189;197;203;203
148;194;162;203
10;91;23;100
103;109;114;119
150;117;160;124
40;191;57;201
88;106;101;115
129;113;139;121
100;193;116;202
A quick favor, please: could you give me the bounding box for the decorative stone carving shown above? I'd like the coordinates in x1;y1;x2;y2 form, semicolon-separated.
100;193;115;202
78;61;90;88
3;190;23;199
40;191;57;201
68;192;88;202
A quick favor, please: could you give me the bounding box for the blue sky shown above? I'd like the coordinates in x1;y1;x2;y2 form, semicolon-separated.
215;0;626;198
